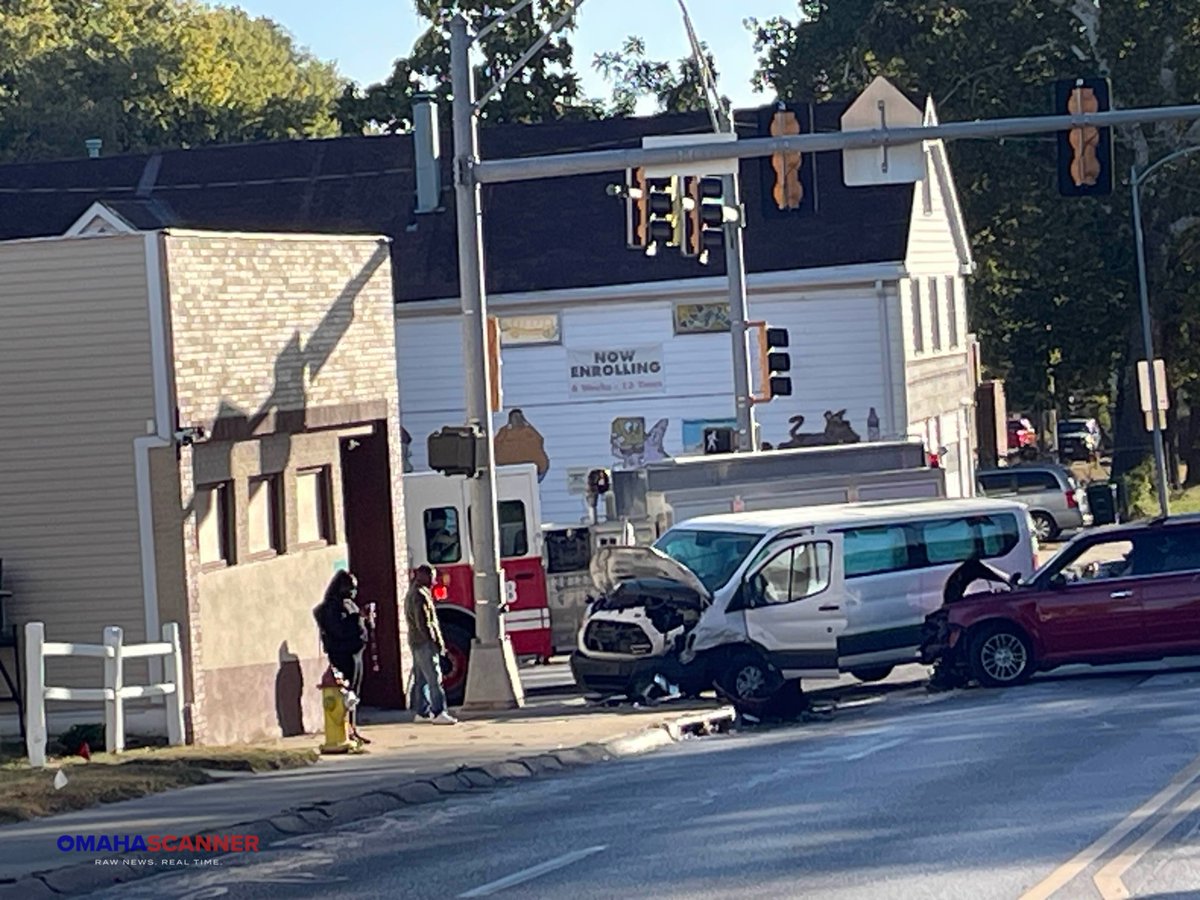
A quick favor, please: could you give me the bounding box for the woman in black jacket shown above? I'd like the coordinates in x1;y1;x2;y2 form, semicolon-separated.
314;570;370;741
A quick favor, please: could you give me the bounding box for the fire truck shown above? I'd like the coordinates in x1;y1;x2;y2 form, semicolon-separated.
403;463;553;705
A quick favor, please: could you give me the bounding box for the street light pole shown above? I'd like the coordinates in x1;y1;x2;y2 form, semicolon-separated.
1127;146;1200;519
449;13;523;710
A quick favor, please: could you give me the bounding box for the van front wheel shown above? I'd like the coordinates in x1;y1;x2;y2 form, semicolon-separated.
714;649;782;712
849;665;894;684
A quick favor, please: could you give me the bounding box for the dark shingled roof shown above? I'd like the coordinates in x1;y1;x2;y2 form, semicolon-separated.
0;103;914;302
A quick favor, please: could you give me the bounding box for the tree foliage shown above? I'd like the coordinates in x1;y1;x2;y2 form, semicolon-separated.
593;36;724;117
752;1;1200;480
0;0;343;161
337;0;599;135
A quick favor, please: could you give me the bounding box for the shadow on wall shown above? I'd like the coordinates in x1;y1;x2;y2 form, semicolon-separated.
179;244;391;737
274;641;305;737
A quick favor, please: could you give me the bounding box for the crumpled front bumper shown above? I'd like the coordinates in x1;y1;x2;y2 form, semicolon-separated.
570;650;707;697
919;609;961;666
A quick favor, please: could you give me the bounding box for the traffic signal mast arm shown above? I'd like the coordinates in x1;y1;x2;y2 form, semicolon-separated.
476;103;1200;185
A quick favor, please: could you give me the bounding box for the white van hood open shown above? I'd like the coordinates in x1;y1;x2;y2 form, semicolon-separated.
589;546;711;601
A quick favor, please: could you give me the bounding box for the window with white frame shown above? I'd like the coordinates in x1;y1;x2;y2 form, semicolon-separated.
910;279;925;353
929;277;942;352
946;276;960;348
196;482;233;567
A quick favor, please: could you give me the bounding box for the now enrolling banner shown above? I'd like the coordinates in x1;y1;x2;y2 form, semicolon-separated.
567;345;666;399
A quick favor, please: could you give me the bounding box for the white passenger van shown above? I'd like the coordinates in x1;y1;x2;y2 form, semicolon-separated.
570;498;1037;703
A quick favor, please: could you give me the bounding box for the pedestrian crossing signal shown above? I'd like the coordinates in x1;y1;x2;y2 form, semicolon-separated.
703;427;736;455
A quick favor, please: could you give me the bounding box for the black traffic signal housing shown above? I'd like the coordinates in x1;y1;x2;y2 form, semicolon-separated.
645;176;678;249
703;426;736;454
1055;77;1113;196
765;326;792;399
427;425;480;477
586;468;611;497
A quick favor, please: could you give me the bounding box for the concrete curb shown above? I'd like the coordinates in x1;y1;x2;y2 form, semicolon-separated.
0;704;736;899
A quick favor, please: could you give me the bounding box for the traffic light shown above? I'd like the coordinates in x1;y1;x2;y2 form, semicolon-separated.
646;176;677;250
1055;77;1113;196
750;323;792;401
703;426;736;454
487;315;502;413
770;107;804;210
427;425;480;477
624;167;649;248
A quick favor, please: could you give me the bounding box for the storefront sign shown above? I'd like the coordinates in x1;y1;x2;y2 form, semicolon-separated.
497;314;560;346
567;345;666;399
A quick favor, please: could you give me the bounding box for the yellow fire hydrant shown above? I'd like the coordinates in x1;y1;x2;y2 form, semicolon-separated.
319;666;363;755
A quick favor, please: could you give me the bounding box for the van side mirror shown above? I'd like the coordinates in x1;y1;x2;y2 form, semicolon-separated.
1010;572;1023;587
728;579;760;613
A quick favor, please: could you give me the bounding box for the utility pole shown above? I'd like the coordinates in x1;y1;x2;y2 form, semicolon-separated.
722;170;757;451
449;14;523;711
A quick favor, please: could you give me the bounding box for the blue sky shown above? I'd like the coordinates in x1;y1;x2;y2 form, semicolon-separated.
217;1;802;108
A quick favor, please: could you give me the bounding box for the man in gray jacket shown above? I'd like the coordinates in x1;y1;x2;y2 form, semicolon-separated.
404;565;457;724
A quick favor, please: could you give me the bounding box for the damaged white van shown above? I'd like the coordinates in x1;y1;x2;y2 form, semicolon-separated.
569;498;1036;705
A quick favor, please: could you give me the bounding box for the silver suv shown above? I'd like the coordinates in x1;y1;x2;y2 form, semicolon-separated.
976;465;1092;541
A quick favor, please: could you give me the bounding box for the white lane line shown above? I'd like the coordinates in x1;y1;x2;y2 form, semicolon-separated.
1093;784;1200;899
843;737;906;761
1020;750;1200;900
459;846;608;898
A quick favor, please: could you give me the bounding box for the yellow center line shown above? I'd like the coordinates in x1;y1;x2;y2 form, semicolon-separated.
1019;751;1200;900
1092;783;1200;899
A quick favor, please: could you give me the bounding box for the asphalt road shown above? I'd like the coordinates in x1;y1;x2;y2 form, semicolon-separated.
95;661;1200;900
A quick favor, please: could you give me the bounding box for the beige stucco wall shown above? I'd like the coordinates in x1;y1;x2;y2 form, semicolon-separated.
161;232;407;745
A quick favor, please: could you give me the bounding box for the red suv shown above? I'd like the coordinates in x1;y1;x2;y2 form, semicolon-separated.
922;516;1200;687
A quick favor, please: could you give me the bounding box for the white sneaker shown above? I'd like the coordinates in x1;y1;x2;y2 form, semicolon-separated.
429;711;459;725
415;712;434;723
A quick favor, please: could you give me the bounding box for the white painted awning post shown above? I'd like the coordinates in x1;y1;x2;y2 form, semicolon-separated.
103;626;124;754
24;622;47;769
163;623;185;746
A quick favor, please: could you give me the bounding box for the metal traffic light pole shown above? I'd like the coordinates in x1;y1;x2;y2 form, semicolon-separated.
722;170;758;452
448;14;523;711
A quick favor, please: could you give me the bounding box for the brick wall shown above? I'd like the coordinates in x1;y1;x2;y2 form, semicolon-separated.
161;232;409;743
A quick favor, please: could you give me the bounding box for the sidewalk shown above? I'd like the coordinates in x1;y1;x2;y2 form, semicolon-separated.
0;695;733;895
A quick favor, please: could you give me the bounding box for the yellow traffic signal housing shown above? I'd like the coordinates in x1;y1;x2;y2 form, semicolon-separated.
1055;77;1112;196
486;315;502;413
770;108;804;210
749;321;792;402
625;167;649;248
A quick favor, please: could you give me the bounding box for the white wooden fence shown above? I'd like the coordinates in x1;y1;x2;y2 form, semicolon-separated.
24;622;186;768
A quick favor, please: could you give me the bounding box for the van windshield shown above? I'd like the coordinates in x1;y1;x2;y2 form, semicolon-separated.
653;529;762;593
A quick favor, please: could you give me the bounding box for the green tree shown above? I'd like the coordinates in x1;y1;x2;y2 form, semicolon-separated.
593;35;724;117
0;0;343;162
752;1;1200;483
337;0;598;135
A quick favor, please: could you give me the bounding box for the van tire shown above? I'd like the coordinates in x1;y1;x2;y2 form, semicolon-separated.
968;622;1034;687
1030;511;1059;542
850;665;894;684
440;621;473;707
714;649;783;713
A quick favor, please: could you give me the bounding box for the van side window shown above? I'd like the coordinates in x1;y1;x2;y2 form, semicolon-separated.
498;500;529;558
842;526;909;577
755;542;833;605
978;473;1011;495
1016;471;1059;493
978;514;1020;557
424;507;461;564
922;518;976;564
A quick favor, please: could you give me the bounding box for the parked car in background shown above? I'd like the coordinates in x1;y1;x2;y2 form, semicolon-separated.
1057;418;1102;463
976;464;1092;541
1007;417;1038;460
921;516;1200;687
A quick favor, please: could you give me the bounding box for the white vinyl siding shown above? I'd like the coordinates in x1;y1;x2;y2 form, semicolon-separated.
398;287;893;523
0;235;156;693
